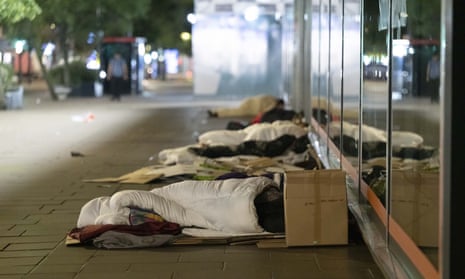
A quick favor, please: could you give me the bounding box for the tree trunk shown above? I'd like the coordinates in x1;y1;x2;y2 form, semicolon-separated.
31;40;58;100
59;25;71;87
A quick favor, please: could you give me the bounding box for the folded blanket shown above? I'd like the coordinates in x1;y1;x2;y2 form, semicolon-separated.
69;221;181;243
93;231;177;249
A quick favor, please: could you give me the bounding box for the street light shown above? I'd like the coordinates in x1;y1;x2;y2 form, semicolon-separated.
180;32;191;42
244;5;260;22
187;13;196;24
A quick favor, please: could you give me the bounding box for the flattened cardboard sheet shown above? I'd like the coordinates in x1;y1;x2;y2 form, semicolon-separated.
83;164;196;184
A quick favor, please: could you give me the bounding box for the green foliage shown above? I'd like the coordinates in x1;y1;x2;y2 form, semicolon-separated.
49;61;97;87
6;1;192;54
133;0;193;54
97;0;151;36
35;0;150;43
363;0;440;55
406;0;441;39
0;0;41;23
5;0;151;100
0;63;15;94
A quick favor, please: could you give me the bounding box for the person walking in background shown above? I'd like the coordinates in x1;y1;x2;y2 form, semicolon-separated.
426;51;440;103
107;52;128;101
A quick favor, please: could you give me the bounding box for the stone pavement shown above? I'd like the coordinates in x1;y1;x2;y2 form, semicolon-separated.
0;79;384;278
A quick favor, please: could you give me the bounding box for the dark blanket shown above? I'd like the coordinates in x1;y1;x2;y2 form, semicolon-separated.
332;135;436;160
189;135;310;158
225;109;298;131
260;108;297;123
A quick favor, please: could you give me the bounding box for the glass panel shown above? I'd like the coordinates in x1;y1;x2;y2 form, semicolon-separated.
290;0;306;114
359;0;389;203
325;0;361;173
331;0;361;168
361;0;389;189
311;0;332;161
310;0;324;123
342;0;361;126
281;3;295;104
389;0;440;268
360;0;390;262
341;0;361;167
309;0;324;157
328;0;343;158
192;12;283;97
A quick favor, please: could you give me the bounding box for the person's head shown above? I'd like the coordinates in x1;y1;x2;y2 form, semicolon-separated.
275;98;285;109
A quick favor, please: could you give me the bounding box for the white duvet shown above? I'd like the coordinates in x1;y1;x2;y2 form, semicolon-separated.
157;121;309;166
77;176;277;234
329;121;424;147
198;121;308;146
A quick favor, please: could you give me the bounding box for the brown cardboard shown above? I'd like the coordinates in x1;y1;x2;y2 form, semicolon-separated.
391;170;439;247
284;169;348;246
83;164;196;184
256;238;288;248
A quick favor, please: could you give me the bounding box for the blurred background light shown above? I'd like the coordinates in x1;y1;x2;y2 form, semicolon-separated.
244;6;259;22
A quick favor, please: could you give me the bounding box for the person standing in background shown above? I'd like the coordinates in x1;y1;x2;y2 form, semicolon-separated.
107;52;128;101
426;51;440;103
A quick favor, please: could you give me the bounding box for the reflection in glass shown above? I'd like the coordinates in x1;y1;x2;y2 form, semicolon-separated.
359;0;440;269
307;0;440;274
192;13;283;97
390;0;441;268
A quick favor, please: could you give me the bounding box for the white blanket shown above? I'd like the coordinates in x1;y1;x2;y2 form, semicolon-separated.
198;121;308;146
329;121;424;147
157;144;200;165
157;121;309;166
77;176;277;234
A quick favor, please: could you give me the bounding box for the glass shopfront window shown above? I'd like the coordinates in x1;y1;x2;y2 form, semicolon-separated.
388;0;441;270
291;0;441;277
361;0;440;275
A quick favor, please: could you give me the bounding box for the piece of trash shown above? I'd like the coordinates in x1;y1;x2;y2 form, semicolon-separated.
87;113;95;121
71;112;95;123
36;98;41;104
71;151;85;157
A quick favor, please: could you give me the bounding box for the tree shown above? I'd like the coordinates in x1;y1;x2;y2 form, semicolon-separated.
406;0;440;40
36;0;149;84
0;0;41;106
363;0;441;57
6;0;150;100
0;0;41;23
3;1;193;100
133;0;194;55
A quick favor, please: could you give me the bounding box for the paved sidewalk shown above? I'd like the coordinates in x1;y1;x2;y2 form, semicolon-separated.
0;80;384;278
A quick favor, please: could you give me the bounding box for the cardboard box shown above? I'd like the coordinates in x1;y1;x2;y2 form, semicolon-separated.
284;169;348;246
391;170;439;247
